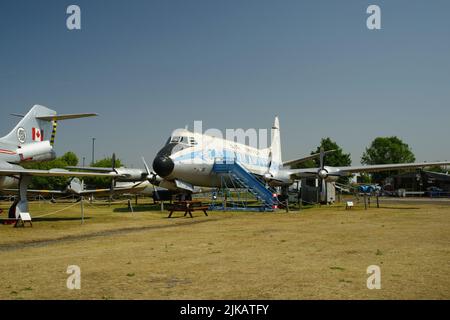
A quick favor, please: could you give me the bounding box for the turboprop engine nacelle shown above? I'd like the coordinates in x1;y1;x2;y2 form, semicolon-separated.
115;168;148;182
17;141;55;162
319;166;341;182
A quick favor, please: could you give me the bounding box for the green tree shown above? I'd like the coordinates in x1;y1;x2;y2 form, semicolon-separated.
60;151;78;166
83;156;123;189
361;136;416;183
311;138;352;184
294;138;352;184
310;138;352;167
22;152;79;190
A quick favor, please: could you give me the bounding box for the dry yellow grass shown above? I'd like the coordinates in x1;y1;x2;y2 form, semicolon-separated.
0;199;449;300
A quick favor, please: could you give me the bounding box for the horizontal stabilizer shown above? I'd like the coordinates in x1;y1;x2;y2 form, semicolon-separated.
36;113;98;121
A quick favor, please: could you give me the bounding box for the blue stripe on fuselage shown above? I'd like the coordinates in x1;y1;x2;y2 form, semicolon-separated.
171;148;278;170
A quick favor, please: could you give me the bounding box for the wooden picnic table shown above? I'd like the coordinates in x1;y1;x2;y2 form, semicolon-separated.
166;200;209;218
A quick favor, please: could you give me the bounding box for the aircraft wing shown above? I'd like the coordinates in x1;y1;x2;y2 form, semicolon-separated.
2;188;130;197
423;170;449;177
2;189;65;195
287;168;322;179
78;185;149;196
75;188;112;196
0;168;121;178
283;150;336;168
1;185;146;197
288;161;450;178
335;161;450;174
65;166;114;172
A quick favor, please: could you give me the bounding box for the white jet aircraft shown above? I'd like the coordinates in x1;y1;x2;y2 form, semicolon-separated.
0;105;121;219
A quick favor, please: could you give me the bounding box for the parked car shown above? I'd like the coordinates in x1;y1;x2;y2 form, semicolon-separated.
425;186;444;197
358;184;381;194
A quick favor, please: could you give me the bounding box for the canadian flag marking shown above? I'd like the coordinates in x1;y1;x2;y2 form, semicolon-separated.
32;128;44;141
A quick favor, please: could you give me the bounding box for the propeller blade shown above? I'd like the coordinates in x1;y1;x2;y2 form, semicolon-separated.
319;147;325;170
142;156;151;176
152;184;160;201
142;156;161;201
107;153;117;202
142;156;161;184
320;178;327;203
109;175;116;202
112;153;116;172
317;148;326;203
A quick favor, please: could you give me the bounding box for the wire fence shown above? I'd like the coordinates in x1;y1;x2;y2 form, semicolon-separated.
33;202;81;218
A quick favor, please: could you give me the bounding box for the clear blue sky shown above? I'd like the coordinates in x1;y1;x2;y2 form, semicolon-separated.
1;0;449;167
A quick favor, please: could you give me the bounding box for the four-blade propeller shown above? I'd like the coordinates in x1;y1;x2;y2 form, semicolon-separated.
142;156;161;200
303;147;342;203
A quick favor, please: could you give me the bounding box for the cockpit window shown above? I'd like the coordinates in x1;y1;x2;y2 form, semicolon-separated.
180;136;188;144
189;137;198;145
170;136;182;143
170;136;197;146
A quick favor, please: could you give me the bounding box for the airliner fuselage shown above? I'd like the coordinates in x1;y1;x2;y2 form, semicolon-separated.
152;126;290;190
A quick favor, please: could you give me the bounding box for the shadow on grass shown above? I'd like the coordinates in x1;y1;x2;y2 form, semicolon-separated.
377;206;421;210
113;204;166;213
33;217;93;222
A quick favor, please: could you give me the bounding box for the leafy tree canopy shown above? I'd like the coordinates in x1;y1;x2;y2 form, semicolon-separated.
294;137;352;184
83;156;123;189
59;151;79;166
22;152;79;190
314;138;352;184
361;136;415;183
310;137;352;168
91;156;123;169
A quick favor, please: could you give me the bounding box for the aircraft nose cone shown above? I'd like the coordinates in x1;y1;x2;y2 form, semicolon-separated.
153;155;174;178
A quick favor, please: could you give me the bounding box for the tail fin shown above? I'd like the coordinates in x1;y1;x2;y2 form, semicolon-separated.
68;178;84;194
269;116;282;173
0;105;97;147
0;105;56;147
